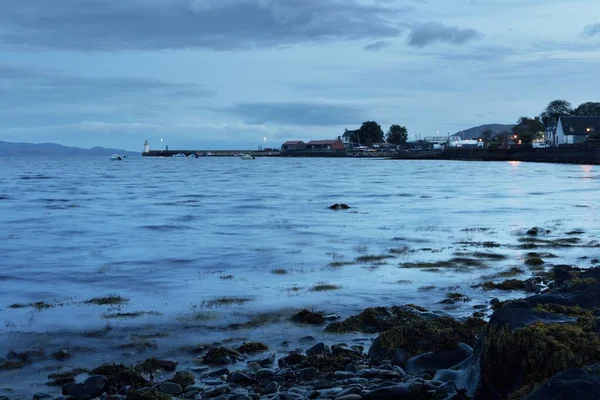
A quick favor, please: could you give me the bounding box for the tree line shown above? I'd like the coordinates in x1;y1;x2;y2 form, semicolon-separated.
347;100;600;148
346;121;408;146
480;100;600;146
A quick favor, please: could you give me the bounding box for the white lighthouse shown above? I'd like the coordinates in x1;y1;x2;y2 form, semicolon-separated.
143;140;150;153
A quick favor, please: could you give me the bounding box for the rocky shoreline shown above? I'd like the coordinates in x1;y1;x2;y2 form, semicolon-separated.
3;263;600;400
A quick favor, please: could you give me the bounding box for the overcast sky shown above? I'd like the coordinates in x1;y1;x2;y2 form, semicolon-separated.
1;0;599;150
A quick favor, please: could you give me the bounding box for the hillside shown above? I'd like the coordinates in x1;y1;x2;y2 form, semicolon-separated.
454;124;514;139
0;141;138;157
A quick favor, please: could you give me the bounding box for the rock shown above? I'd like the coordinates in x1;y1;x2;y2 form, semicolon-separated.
160;382;183;395
202;347;242;365
291;310;325;325
524;363;600;399
207;368;230;377
331;345;361;357
526;226;550;236
256;368;276;378
248;352;275;367
279;352;306;367
264;381;279;394
299;336;316;343
51;349;70;361
377;370;403;380
345;364;358;373
203;384;231;398
328;204;351;210
439;299;455;305
362;385;410;400
336;387;362;397
334;395;361;400
334;371;355;379
158;359;178;371
323;314;340;322
33;394;54;400
312;380;335;390
524;277;543;293
297;367;319;378
306;342;330;357
229;372;254;385
61;383;88;399
405;343;474;374
83;375;109;397
202;378;225;386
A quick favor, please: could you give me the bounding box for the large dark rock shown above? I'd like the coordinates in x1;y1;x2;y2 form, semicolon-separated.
524;363;600;400
291;309;325;325
62;375;108;399
405;343;473;374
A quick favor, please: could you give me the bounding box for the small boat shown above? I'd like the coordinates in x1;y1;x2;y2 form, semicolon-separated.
172;153;186;158
110;154;123;161
240;154;255;160
188;153;197;158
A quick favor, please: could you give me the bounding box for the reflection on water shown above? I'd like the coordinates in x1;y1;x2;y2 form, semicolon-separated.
0;156;599;396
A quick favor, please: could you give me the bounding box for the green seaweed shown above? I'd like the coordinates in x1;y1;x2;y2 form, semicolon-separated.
84;296;128;306
480;279;526;291
168;371;195;387
237;341;268;354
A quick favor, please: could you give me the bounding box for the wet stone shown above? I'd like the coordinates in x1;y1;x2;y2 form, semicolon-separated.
306;343;329;357
249;352;275;367
345;364;358;373
299;336;316;343
337;387;362;397
207;368;230;377
256;368;276;378
203;384;231;397
202;379;226;386
160;382;183;395
264;381;279;394
297;367;319;378
313;380;335;390
229;372;254;385
33;395;54;400
334;371;356;379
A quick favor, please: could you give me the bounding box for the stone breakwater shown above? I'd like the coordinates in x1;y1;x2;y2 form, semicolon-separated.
4;264;600;400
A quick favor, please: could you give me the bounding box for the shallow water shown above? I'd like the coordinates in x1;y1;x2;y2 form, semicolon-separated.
1;156;599;396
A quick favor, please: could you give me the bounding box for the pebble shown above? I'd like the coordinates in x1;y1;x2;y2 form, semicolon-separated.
160;382;183;395
297;367;319;378
249;352;276;367
256;368;276;378
203;384;231;397
202;379;225;386
306;342;329;357
229;372;255;385
264;381;279;394
313;380;335;390
334;395;362;400
345;364;358;373
334;371;356;379
336;387;362;397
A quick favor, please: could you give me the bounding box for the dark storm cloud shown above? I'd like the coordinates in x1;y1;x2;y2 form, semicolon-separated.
407;22;481;48
582;23;600;37
363;40;392;51
218;102;367;125
0;0;404;51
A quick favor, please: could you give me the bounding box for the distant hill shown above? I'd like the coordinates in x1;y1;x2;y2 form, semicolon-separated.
454;124;515;139
0;141;138;157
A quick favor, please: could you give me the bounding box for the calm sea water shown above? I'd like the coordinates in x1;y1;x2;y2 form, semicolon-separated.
1;156;599;396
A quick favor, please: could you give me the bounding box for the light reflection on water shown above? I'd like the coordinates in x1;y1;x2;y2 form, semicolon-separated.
0;156;599;396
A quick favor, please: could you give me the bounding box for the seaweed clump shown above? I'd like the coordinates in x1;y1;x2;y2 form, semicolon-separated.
90;363;147;392
378;316;486;358
482;322;600;398
326;306;486;358
168;371;196;387
127;390;172;400
237;341;268;354
480;279;526;291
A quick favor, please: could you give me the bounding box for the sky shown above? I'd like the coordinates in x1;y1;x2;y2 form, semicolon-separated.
1;0;599;151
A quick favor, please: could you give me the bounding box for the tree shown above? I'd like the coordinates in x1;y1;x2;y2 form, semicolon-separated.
540;99;572;126
386;124;408;145
513;117;545;145
357;121;384;145
572;102;600;116
478;128;494;148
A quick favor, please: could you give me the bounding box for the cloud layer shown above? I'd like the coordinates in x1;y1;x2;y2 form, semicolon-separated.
0;0;404;50
407;22;482;48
